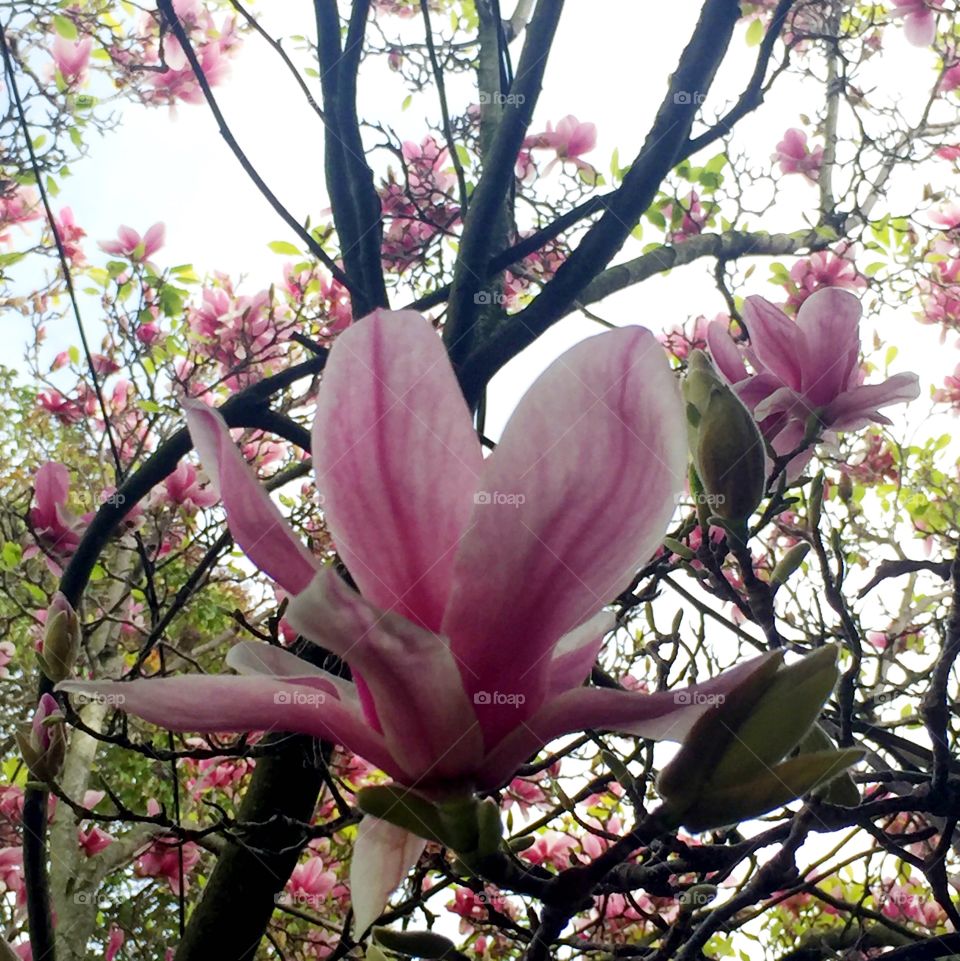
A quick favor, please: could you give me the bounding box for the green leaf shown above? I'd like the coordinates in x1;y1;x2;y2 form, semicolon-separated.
53;14;78;39
745;18;764;47
267;240;300;256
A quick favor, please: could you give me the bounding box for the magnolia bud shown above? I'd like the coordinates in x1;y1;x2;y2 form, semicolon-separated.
682;351;766;523
357;785;447;845
39;592;81;683
658;646;861;831
16;694;66;783
770;543;811;588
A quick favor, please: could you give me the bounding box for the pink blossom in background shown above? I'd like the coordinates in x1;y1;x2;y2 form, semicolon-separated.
941;62;960;92
98;223;165;262
52;207;87;265
877;882;945;926
163;462;218;511
51;34;93;82
0;187;41;245
77;825;114;857
0;847;25;907
28;462;89;560
934;362;960;408
936;145;960;161
521;831;578;871
930;203;960;231
105;926;124;961
785;247;867;310
285;856;336;908
135;838;200;894
0;641;14;678
888;0;938;46
773;128;824;182
919;258;960;330
659;314;714;360
662;190;708;243
707;288;920;474
524;115;597;175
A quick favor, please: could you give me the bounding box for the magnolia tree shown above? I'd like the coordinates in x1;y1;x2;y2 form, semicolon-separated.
4;0;960;958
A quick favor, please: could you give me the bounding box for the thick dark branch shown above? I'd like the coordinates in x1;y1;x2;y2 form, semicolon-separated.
457;0;743;408
685;0;794;154
442;0;564;368
314;0;389;315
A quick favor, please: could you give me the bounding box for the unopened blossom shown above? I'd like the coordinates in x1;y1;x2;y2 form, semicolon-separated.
51;35;93;82
62;310;779;926
773;128;824;183
99;223;165;262
105;926;124;961
888;0;938;46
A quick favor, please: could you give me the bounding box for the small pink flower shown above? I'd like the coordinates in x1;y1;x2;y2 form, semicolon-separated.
135;837;200;894
105;925;124;961
888;0;938;46
51;35;93;82
524;115;597;175
773;128;824;182
52;207;86;264
78;825;114;857
163;462;218;510
98;223;165;262
936;145;960;161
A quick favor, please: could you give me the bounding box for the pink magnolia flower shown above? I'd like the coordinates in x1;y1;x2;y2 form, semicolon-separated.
61;310;778;926
163;462;218;510
936;145;960;161
773;128;824;183
0;187;41;245
51;35;93;82
785;248;866;310
285;856;336;908
524;115;597;175
663;191;708;244
521;830;578;870
135;837;200;894
78;825;114;857
707;288;920;469
29;462;89;559
888;0;938;46
52;207;86;264
98;223;165;262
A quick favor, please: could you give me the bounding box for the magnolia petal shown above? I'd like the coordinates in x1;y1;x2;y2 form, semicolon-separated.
794;288;862;406
312;310;482;631
57;675;400;778
705;321;748;384
824;372;921;431
443;326;686;738
184;400;318;595
286;570;484;786
225;642;359;701
350;817;426;935
545;611;616;697
742;296;803;390
904;9;936;46
476;652;781;790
